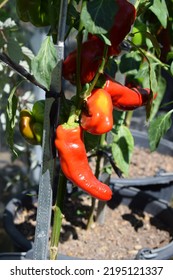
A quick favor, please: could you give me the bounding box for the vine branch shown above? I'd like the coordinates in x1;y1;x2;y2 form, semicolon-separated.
0;52;48;91
0;0;8;9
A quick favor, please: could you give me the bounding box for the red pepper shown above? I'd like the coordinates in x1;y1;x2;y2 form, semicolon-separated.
80;88;113;135
63;1;136;85
55;124;112;201
88;1;136;56
62;37;105;85
102;75;151;110
109;0;136;55
62;50;76;85
87;34;121;57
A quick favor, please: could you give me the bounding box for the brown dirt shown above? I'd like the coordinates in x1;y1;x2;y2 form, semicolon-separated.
129;146;173;178
57;195;173;260
89;146;173;180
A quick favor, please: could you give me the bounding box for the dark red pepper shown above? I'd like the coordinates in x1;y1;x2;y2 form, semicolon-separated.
87;34;121;57
62;36;105;85
62;1;136;85
88;1;136;56
55;124;112;201
108;0;136;56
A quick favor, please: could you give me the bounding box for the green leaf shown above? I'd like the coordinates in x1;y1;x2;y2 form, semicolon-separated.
166;51;173;62
150;62;158;93
136;0;153;16
84;132;101;152
66;1;80;30
80;0;118;35
6;85;19;158
150;0;168;28
148;111;172;152
48;0;61;32
111;125;134;176
0;36;5;48
136;60;159;101
135;61;149;83
145;32;161;57
72;0;81;4
7;38;23;63
171;61;173;76
97;34;111;46
131;20;147;46
31;36;58;90
119;51;142;74
145;62;158;119
149;75;166;120
113;111;126;132
105;57;118;77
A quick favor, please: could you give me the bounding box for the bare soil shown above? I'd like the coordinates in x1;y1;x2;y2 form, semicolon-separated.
129;146;173;178
57;195;173;260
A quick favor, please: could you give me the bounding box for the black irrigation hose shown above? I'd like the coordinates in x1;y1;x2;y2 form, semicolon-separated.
0;252;26;260
135;241;173;260
110;174;173;187
3;190;37;252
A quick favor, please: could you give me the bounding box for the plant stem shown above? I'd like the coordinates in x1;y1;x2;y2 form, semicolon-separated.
113;111;126;134
0;52;47;91
142;50;170;73
86;197;96;230
127;38;171;76
50;170;67;260
160;100;173;109
86;134;106;229
125;111;133;128
83;45;108;100
0;0;8;9
75;42;108;111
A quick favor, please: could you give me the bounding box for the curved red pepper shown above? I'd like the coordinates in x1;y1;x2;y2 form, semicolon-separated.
80;88;113;135
103;75;151;110
55;124;112;201
62;36;105;85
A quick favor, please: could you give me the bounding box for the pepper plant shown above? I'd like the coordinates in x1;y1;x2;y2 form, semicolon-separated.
1;0;173;260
